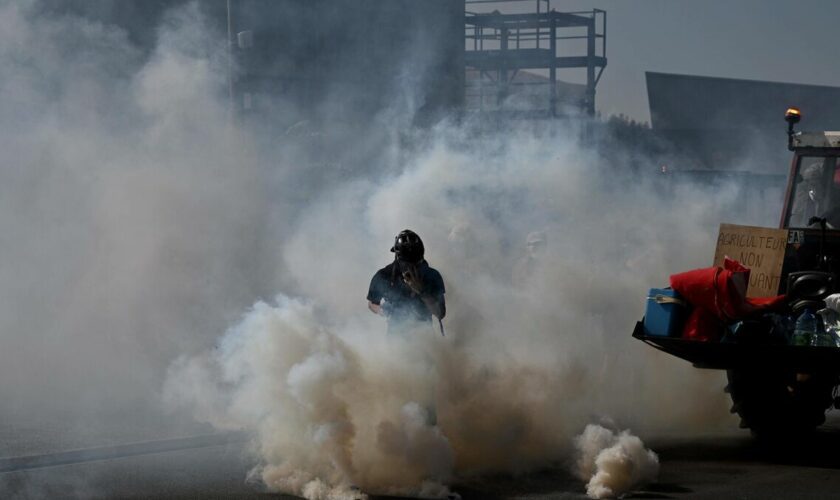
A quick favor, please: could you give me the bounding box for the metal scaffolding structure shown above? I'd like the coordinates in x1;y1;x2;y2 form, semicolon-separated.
465;0;606;119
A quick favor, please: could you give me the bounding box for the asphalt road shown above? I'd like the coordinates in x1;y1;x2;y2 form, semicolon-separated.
5;419;840;499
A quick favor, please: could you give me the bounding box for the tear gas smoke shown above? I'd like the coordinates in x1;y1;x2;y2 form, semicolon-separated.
164;297;458;499
0;0;278;449
573;424;659;499
1;1;781;498
164;121;773;496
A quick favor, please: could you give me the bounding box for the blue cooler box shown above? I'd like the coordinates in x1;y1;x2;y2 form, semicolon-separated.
644;288;687;337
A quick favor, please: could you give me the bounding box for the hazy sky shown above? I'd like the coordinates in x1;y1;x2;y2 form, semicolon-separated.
471;0;840;122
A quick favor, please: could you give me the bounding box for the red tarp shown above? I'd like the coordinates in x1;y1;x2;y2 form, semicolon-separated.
670;257;786;341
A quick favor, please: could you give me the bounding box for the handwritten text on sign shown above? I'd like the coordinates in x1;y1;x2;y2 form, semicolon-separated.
713;223;788;298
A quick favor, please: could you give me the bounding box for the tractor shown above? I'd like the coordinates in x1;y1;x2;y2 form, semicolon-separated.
633;108;840;435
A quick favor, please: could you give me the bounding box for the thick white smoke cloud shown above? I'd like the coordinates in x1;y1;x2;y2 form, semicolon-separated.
164;296;457;499
164;118;770;497
0;1;781;498
573;424;659;499
0;0;280;438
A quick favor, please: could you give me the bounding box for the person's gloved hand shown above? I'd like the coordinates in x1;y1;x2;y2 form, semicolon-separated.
402;264;424;295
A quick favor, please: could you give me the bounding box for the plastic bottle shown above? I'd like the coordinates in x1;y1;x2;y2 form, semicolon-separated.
812;331;836;347
792;309;817;346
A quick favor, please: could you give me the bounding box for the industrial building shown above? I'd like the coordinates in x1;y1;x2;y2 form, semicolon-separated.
228;0;464;126
40;0;608;124
38;0;465;127
647;72;840;173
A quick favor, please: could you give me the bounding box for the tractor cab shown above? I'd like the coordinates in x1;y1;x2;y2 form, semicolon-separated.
782;107;840;231
777;109;840;299
783;153;840;229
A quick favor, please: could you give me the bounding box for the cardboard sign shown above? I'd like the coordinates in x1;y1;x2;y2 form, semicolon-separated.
713;223;787;298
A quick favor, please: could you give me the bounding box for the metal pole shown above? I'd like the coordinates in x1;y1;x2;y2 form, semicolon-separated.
227;0;234;119
586;17;596;116
602;10;607;59
474;24;478;51
549;16;556;118
499;27;509;106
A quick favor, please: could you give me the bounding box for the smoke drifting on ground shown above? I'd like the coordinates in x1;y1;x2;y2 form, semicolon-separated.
573;424;659;499
0;1;781;498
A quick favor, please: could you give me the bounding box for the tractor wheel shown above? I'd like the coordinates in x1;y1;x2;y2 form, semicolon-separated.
726;369;836;437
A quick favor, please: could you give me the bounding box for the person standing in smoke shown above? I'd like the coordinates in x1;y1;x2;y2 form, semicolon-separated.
790;161;825;227
367;230;446;333
513;230;547;288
